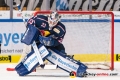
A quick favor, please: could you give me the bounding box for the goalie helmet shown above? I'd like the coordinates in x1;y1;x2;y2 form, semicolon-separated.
48;11;61;29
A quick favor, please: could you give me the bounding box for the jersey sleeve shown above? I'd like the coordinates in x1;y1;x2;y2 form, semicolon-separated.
51;23;66;46
27;15;48;27
27;16;37;26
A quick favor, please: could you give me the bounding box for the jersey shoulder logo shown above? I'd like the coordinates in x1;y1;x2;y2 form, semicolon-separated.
53;28;60;34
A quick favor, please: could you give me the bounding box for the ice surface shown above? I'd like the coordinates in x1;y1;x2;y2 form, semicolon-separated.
0;62;120;80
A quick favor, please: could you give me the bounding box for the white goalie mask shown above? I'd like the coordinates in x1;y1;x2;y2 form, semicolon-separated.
48;11;60;30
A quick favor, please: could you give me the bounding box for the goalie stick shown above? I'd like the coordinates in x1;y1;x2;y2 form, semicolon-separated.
16;5;57;69
17;4;44;65
6;4;57;71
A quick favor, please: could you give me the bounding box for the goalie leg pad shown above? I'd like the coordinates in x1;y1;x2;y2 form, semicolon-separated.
15;51;39;76
15;44;50;76
15;62;38;76
46;48;88;77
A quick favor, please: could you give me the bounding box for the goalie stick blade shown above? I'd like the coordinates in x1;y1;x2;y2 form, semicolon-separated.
6;68;36;72
6;68;15;71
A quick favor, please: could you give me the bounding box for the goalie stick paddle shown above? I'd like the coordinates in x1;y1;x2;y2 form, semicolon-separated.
6;67;15;71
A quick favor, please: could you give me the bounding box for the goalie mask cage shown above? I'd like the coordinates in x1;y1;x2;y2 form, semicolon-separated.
34;11;114;70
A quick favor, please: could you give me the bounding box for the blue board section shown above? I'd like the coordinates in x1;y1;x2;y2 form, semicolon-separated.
0;19;119;22
0;19;28;22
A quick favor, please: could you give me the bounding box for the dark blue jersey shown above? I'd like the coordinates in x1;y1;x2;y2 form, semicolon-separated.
27;15;66;46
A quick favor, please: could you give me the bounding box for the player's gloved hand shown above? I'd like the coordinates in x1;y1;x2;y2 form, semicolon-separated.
39;35;54;46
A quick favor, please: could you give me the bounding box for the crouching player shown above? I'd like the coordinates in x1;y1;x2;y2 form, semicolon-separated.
15;11;88;77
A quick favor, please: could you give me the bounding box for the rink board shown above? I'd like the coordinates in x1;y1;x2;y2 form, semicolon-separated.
0;53;119;63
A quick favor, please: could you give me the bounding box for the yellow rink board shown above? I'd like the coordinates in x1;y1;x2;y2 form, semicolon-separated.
73;53;120;62
0;54;21;63
0;53;120;63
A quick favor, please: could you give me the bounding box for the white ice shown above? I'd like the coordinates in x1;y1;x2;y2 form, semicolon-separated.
0;62;120;80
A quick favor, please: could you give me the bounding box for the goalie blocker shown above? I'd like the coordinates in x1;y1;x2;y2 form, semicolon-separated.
15;24;87;77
